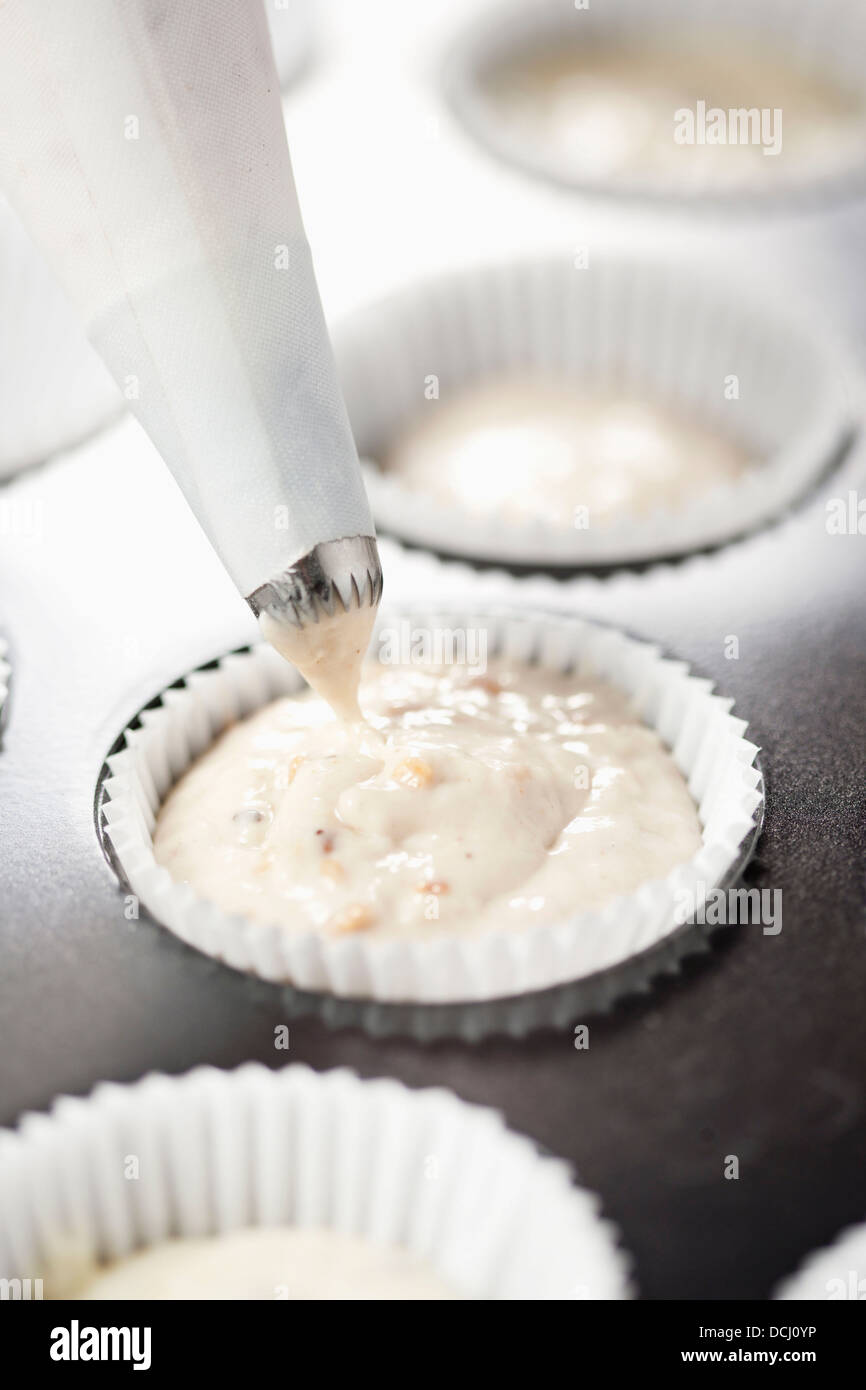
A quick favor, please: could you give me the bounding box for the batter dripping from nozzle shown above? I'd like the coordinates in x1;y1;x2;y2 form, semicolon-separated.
259;602;377;723
248;535;383;725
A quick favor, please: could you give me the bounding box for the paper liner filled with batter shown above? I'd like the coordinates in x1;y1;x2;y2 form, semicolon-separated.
0;1063;631;1300
443;0;866;209
100;605;763;1009
333;255;852;571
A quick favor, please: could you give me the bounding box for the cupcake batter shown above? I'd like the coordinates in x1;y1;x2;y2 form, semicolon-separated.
65;1227;456;1301
382;379;749;529
153;657;702;939
481;39;866;190
259;600;376;722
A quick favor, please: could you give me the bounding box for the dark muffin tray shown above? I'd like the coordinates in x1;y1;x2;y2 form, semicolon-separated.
1;406;864;1300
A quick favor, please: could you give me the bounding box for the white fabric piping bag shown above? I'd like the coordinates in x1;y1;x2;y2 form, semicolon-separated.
0;0;381;637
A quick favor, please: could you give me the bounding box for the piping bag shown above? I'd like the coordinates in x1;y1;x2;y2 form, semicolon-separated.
0;0;381;719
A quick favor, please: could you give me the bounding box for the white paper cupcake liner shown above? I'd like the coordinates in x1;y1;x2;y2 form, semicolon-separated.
334;255;853;570
99;605;763;1011
444;0;866;210
0;198;121;479
774;1220;866;1301
0;1063;631;1300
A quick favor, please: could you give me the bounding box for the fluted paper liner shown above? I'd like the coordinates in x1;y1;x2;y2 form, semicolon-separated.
444;0;866;209
101;606;763;1006
774;1221;866;1300
0;1063;631;1300
334;256;852;569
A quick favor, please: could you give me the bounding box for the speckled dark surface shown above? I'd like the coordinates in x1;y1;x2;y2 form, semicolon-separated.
0;408;864;1300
